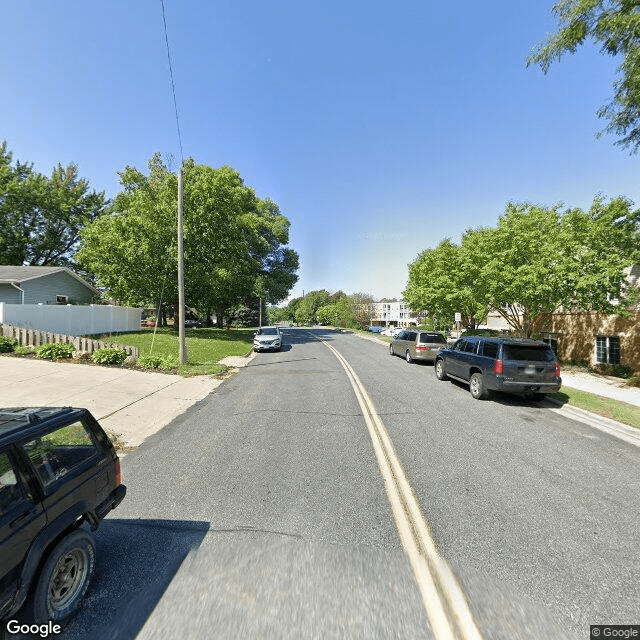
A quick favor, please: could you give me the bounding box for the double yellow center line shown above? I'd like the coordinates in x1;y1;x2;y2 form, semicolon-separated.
320;337;483;640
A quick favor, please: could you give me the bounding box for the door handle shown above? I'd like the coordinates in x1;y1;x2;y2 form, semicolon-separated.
10;509;37;529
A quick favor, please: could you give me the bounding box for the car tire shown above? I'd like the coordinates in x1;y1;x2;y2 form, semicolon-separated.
28;529;95;624
435;359;447;380
469;373;489;400
389;344;394;356
405;350;413;364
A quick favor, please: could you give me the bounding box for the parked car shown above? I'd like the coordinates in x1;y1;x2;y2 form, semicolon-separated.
390;330;448;363
253;326;283;352
368;326;384;333
184;318;203;328
434;336;561;400
390;327;403;337
0;407;126;624
380;328;395;337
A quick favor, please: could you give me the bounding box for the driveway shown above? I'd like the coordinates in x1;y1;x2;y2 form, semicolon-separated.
0;355;253;449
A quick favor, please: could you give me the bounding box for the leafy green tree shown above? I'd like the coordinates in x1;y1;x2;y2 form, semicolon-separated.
528;1;640;151
294;290;332;325
0;141;108;267
404;239;488;331
478;197;640;336
78;154;298;324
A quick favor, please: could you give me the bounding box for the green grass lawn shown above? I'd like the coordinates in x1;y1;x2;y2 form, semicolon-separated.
98;327;254;376
551;388;640;429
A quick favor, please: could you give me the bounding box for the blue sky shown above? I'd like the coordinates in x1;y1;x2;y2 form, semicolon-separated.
2;1;639;302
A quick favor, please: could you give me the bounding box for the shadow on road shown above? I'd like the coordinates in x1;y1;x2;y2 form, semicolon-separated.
40;519;210;640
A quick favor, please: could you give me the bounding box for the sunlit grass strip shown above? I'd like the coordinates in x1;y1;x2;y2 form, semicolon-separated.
97;327;254;376
551;388;640;429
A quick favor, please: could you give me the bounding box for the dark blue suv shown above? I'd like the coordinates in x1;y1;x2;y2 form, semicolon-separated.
434;336;561;400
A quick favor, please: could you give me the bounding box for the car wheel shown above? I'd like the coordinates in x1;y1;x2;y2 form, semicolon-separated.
29;530;95;624
469;373;489;400
435;359;447;380
389;344;394;356
405;350;412;364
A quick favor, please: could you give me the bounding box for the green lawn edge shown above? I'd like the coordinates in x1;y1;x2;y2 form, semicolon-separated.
551;387;640;429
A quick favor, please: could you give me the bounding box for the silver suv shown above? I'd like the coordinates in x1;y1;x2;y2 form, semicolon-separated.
390;330;447;363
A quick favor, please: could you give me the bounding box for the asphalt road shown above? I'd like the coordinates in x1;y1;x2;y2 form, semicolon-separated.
26;328;638;640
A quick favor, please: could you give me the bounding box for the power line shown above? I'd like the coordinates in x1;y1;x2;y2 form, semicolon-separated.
160;0;184;163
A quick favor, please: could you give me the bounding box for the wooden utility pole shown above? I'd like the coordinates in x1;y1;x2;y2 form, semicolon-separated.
178;168;187;364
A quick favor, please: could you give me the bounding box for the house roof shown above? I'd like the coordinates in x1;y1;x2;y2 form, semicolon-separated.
0;266;100;295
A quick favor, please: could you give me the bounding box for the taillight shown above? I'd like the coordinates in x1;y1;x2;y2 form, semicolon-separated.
494;359;504;374
415;345;429;351
115;459;122;486
554;362;561;377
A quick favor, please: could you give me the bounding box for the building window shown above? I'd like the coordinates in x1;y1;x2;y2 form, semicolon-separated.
596;336;620;365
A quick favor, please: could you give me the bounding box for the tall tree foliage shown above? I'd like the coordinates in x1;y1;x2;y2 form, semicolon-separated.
0;141;108;267
528;1;640;151
404;197;640;337
77;154;298;321
404;239;488;330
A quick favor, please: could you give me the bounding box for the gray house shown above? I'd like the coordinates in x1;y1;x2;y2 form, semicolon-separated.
0;266;100;305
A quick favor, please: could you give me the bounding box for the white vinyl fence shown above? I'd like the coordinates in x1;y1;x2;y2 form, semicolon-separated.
0;303;141;336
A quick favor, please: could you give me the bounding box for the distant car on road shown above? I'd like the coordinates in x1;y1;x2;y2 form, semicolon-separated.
434;336;561;400
390;330;447;363
253;326;283;352
368;326;384;333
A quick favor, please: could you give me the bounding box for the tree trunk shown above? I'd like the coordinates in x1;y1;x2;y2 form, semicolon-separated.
215;308;224;328
205;308;213;327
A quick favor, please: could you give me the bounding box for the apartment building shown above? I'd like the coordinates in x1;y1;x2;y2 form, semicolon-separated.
370;299;422;327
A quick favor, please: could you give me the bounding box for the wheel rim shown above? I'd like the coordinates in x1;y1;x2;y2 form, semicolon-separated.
48;549;88;611
389;344;393;354
436;362;442;376
406;351;411;362
470;376;480;395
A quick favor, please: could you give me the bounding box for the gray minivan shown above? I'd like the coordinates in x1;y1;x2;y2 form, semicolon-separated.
389;330;447;363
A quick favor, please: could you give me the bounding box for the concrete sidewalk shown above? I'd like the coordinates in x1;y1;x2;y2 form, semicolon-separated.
560;371;640;407
0;354;255;449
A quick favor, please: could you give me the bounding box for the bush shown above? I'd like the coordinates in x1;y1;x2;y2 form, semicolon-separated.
35;343;75;360
91;348;128;365
0;337;17;353
137;354;179;371
159;356;179;371
591;363;634;379
13;345;34;356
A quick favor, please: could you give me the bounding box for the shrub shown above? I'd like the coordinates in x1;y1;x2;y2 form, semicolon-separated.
137;354;164;369
591;363;634;379
35;343;75;360
137;354;179;371
159;356;179;371
0;337;17;353
92;348;128;365
13;345;34;356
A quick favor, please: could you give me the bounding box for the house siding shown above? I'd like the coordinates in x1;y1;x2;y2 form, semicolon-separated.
0;284;21;304
21;272;95;305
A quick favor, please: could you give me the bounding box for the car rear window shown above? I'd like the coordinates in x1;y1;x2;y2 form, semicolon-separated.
502;345;555;362
481;342;499;359
419;333;446;344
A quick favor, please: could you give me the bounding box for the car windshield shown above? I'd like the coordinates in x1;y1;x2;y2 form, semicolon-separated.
259;328;278;335
419;333;446;344
502;345;554;362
